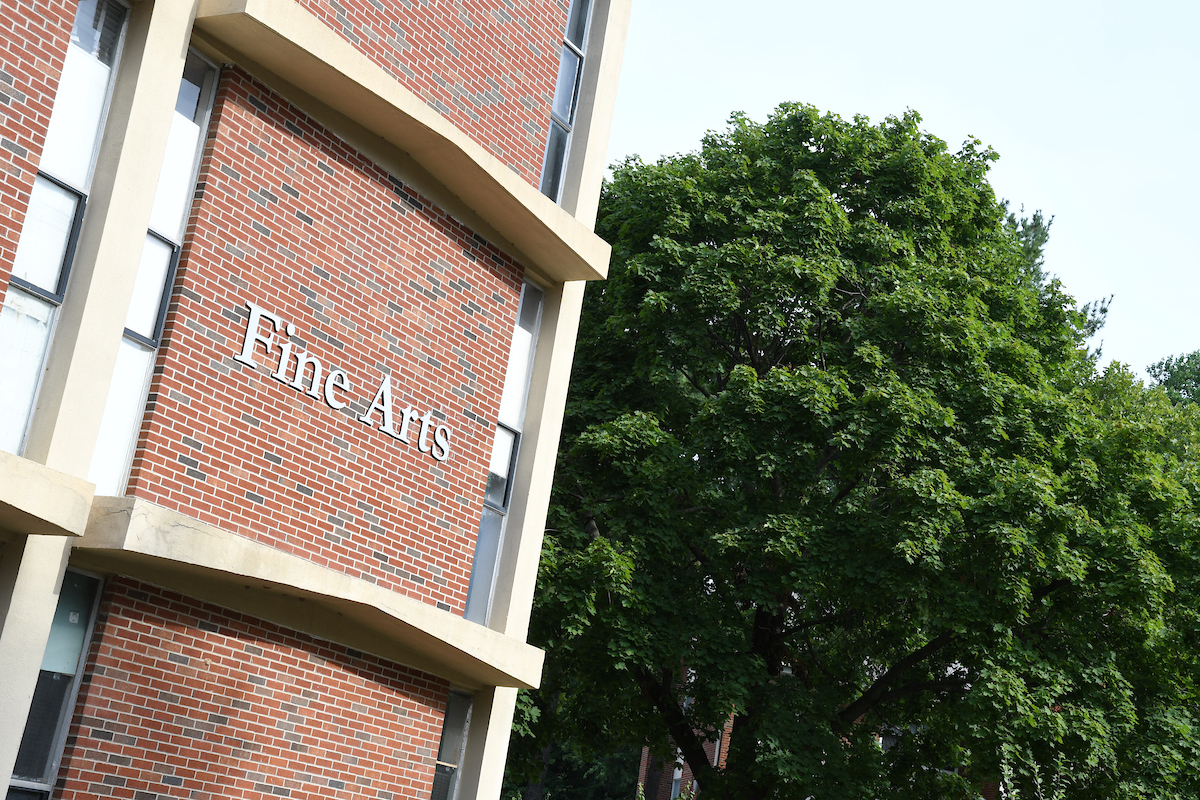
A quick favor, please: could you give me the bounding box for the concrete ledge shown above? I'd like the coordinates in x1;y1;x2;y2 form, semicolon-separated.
73;497;544;689
193;0;610;283
0;450;94;537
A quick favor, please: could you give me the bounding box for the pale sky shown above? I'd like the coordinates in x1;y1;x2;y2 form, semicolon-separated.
604;0;1199;379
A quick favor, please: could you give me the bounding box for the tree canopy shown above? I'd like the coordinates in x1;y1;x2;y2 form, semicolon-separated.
510;105;1200;800
1149;351;1200;405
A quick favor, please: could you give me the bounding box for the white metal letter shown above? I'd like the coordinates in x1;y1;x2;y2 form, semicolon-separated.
432;425;451;461
289;350;324;400
359;374;396;436
234;301;283;368
324;369;351;410
397;406;420;443
418;411;435;453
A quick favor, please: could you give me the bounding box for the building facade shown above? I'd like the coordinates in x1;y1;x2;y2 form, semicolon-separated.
638;721;730;800
0;1;629;798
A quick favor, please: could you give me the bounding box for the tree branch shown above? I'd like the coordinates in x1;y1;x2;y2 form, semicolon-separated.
837;631;954;727
877;677;969;706
685;540;709;566
830;475;861;507
782;609;853;637
1032;578;1072;602
632;667;717;788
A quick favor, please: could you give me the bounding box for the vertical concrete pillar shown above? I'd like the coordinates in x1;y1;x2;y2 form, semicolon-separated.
455;279;583;800
558;0;633;229
24;0;197;474
0;533;26;627
455;685;519;800
487;279;586;644
455;1;631;795
0;0;198;787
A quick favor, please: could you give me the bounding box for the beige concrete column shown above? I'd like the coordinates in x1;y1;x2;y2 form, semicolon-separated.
24;0;197;474
0;535;73;788
559;0;633;229
0;534;23;627
457;1;629;792
452;281;583;798
455;685;519;800
0;0;198;786
487;280;585;642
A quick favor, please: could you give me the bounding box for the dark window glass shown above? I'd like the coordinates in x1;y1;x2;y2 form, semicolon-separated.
7;788;49;800
463;506;504;624
10;572;101;786
565;0;592;48
176;55;210;119
11;673;73;781
518;285;543;332
539;121;570;200
437;693;471;765
430;764;457;800
429;692;472;800
72;0;126;66
552;46;581;124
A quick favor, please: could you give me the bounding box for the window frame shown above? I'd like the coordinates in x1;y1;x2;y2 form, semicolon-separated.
120;231;180;350
463;281;545;626
128;49;219;347
129;47;220;351
0;0;131;458
7;569;105;799
539;0;595;202
428;690;473;800
38;0;132;196
5;173;88;306
93;48;221;496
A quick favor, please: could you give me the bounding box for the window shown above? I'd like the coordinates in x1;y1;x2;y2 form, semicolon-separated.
463;282;544;625
429;691;472;800
7;571;103;800
87;52;218;495
0;0;128;455
670;765;683;799
539;0;593;202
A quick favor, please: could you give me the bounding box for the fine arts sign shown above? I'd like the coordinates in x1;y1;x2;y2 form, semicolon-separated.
233;300;452;461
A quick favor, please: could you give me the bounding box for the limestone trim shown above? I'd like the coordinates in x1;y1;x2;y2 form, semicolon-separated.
487;281;585;640
73;497;545;690
192;0;611;283
23;0;198;476
0;450;94;537
559;0;633;229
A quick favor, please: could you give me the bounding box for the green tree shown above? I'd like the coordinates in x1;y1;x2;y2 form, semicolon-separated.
1001;204;1109;353
1148;350;1200;404
501;741;641;800
1003;203;1053;288
513;105;1200;800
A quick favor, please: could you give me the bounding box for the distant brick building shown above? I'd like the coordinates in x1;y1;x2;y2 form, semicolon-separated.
637;716;731;800
637;723;1001;798
0;1;630;798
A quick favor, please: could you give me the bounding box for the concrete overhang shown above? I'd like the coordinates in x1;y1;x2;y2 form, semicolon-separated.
193;0;610;283
0;449;94;537
73;496;545;690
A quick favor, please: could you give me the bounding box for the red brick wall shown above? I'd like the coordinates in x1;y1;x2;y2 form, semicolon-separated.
637;715;733;799
56;578;448;800
126;67;523;614
297;0;569;187
0;0;73;290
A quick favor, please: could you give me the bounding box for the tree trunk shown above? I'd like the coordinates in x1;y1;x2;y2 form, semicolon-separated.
522;742;554;800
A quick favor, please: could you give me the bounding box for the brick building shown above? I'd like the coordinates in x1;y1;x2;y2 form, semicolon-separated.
0;1;629;798
637;718;732;800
